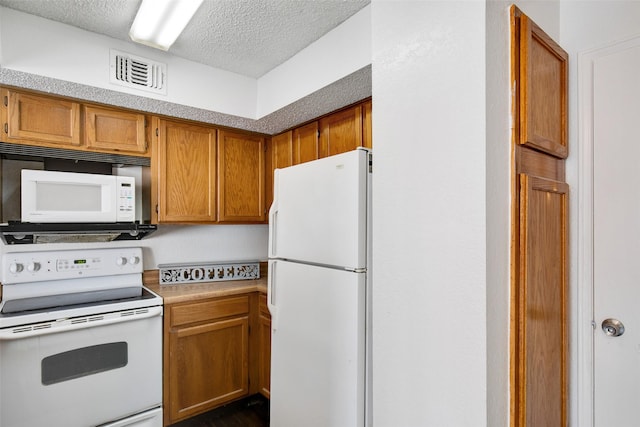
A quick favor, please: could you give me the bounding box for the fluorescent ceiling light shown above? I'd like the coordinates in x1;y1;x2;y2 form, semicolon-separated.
129;0;204;51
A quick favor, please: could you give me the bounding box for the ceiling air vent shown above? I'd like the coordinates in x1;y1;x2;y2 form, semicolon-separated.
110;49;167;95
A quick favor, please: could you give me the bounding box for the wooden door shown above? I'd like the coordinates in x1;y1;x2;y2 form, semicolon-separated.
156;119;217;222
319;105;363;158
293;121;319;164
168;316;249;422
511;7;569;427
3;88;81;147
84;105;147;155
517;11;568;158
218;130;265;222
516;174;568;426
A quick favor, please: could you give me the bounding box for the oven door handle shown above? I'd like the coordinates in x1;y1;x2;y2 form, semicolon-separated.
0;305;163;340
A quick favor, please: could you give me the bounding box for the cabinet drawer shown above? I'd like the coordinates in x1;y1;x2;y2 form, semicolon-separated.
170;295;249;327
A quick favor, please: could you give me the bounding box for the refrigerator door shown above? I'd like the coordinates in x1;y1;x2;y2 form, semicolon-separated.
268;259;366;427
269;148;369;270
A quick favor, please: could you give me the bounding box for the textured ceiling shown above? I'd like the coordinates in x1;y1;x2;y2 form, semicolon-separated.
0;0;370;78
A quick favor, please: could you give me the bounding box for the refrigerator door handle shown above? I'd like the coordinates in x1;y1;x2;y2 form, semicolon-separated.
267;260;278;331
268;201;278;258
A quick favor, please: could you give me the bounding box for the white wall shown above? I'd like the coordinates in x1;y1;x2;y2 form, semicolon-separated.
0;7;257;119
485;1;513;425
256;5;371;118
371;2;487;425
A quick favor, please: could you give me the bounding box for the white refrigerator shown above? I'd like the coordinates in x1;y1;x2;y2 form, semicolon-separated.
268;147;371;427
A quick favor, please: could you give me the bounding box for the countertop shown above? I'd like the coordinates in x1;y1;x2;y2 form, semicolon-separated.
144;270;267;305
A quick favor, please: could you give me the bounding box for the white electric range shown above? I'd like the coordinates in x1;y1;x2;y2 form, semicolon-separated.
0;247;163;427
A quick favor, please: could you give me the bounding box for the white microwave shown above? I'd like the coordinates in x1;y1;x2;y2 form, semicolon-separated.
21;170;136;223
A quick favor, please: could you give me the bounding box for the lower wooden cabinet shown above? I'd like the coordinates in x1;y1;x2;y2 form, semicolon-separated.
163;292;271;426
258;294;271;398
164;295;250;425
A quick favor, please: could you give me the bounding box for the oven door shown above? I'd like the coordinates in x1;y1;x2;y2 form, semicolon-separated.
0;308;162;427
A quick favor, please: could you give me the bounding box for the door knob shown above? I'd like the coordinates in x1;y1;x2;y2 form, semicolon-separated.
602;318;625;337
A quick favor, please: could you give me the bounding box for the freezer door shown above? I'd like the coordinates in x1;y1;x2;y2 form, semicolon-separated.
269;148;369;269
268;260;366;427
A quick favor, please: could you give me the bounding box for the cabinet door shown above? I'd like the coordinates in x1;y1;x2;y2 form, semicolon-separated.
293;121;319;164
517;12;568;158
84;105;147;155
258;294;271;398
516;174;568;427
157;119;217;222
168;316;249;423
267;131;294;210
319;105;363;158
218;130;265;222
3;88;81;147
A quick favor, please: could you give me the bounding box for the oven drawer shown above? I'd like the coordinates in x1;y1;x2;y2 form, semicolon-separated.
99;407;162;427
170;295;250;327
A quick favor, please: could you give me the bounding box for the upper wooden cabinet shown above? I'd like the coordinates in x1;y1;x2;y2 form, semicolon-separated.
154;118;217;223
152;121;266;225
266;131;294;210
319;104;363;158
271;130;295;171
0;87;150;157
293;121;320;164
2;88;81;147
84;105;147;155
266;99;372;210
362;99;372;149
515;10;568;158
217;130;266;223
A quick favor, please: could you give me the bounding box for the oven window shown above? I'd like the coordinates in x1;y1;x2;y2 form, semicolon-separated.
41;342;128;385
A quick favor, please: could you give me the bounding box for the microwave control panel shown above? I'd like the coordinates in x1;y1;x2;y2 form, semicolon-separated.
1;247;143;284
116;176;136;222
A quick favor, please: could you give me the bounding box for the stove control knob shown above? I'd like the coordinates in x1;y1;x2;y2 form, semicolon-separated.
116;257;127;266
27;262;40;272
129;256;140;265
9;262;24;274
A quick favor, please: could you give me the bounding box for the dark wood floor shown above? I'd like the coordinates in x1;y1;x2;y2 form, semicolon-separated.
168;395;269;427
